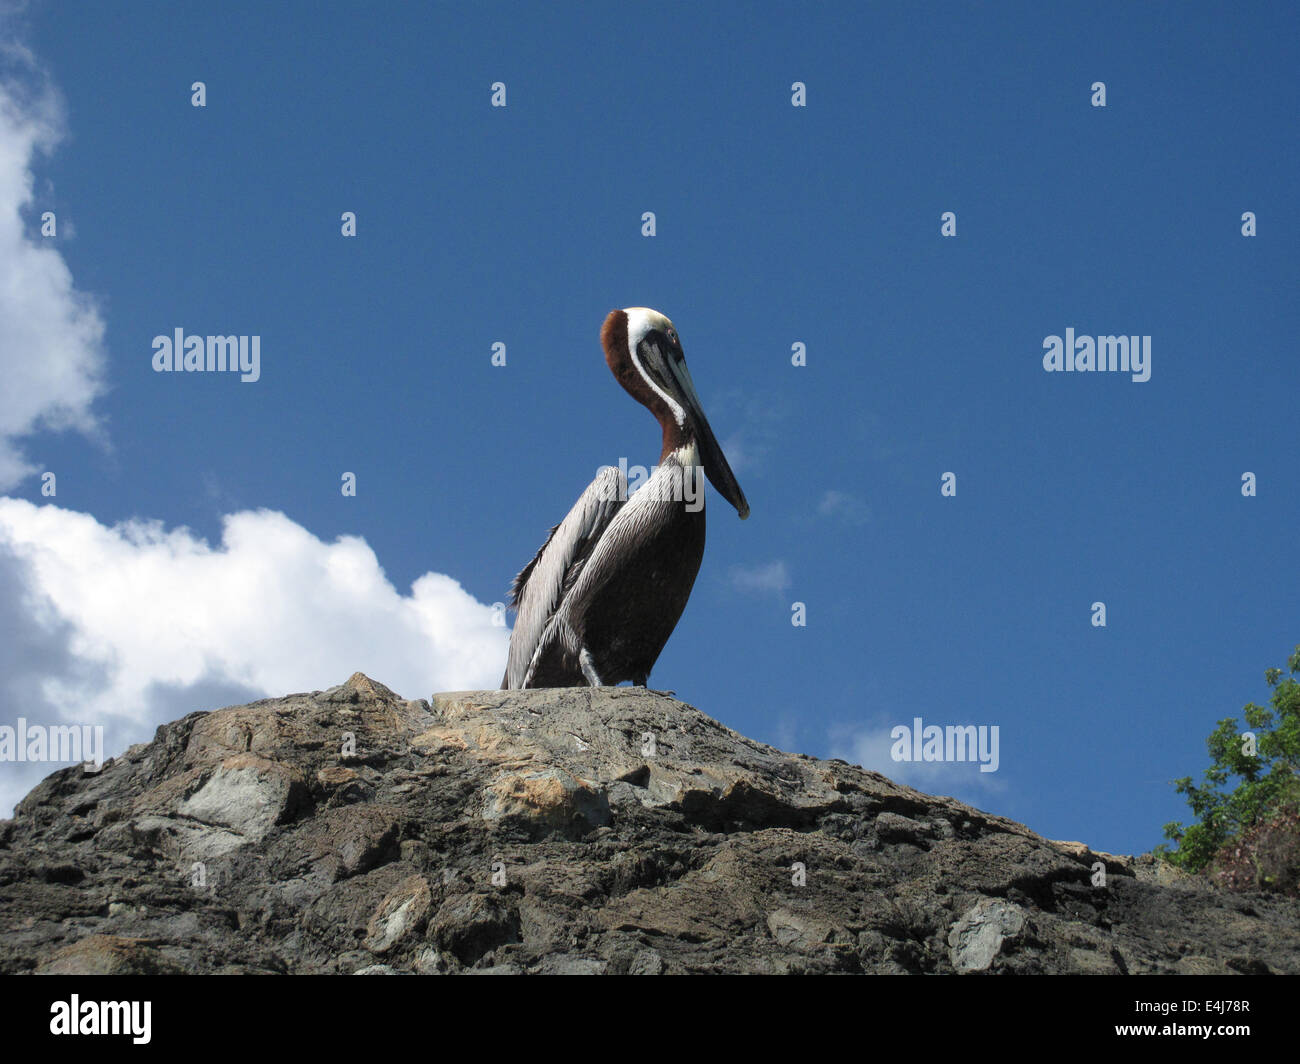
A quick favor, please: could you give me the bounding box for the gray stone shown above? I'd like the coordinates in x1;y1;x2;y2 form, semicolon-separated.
534;953;607;975
1;672;1296;975
363;875;432;953
177;755;304;842
628;948;664;975
947;898;1028;973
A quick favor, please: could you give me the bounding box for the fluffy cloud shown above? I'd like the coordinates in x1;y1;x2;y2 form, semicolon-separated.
828;723;1007;804
0;42;107;489
0;500;510;815
817;490;871;526
727;559;791;595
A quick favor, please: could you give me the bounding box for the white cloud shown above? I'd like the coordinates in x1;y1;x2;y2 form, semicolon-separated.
0;500;510;815
817;489;871;525
828;723;1007;803
0;41;107;490
727;559;791;595
712;390;792;476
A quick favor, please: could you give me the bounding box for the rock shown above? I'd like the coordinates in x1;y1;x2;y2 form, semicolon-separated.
364;875;433;953
1049;839;1133;876
1;675;1298;974
296;805;404;881
534;953;606;975
628;948;664;975
873;812;931;844
483;767;611;839
947;898;1028;973
35;934;181;975
412;946;452;974
767;907;840;952
430;892;521;966
177;754;306;842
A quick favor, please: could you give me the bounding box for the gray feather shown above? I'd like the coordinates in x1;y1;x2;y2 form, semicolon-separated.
503;466;625;689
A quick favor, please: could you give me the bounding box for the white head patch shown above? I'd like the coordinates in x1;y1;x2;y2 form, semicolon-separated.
623;307;685;426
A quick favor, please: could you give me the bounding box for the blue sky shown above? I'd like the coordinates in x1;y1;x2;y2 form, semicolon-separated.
0;1;1295;855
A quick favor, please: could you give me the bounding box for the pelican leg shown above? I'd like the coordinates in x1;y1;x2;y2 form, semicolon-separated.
579;648;605;687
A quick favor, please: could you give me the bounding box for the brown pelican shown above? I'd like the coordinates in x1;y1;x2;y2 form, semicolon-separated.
502;308;749;689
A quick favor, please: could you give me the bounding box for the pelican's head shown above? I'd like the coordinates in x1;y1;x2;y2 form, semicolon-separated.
600;307;749;519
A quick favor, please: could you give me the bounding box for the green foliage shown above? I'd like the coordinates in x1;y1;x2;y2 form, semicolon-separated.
1158;646;1300;885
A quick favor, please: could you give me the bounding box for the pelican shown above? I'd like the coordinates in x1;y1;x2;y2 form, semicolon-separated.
502;308;749;689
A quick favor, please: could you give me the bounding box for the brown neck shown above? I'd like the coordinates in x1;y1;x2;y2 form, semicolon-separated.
659;416;692;462
601;308;691;464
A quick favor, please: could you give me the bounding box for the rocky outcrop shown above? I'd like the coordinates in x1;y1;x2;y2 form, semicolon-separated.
2;673;1296;974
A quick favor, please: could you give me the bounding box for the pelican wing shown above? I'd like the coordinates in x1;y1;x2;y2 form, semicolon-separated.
503;465;626;688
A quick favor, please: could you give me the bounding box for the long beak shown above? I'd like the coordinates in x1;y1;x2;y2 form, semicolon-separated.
665;354;750;520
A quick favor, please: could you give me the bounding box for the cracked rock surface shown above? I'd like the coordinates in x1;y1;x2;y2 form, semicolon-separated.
2;672;1297;974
